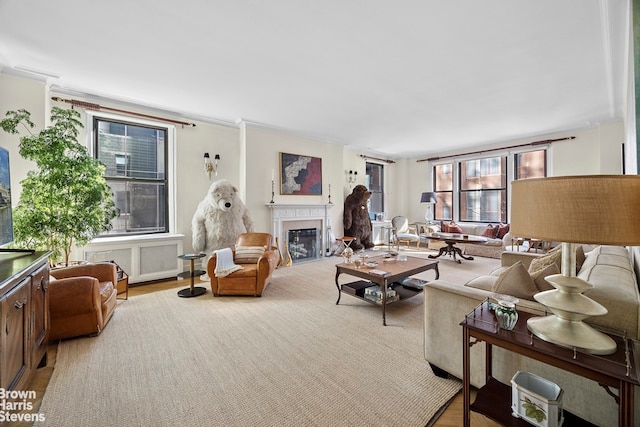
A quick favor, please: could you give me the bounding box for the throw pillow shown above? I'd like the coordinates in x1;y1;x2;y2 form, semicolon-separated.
528;249;562;273
448;221;463;234
440;221;450;233
496;223;510;239
234;246;267;264
491;261;539;300
482;224;499;239
529;262;560;292
528;245;586;275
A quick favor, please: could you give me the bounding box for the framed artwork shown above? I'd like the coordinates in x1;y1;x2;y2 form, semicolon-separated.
280;152;322;195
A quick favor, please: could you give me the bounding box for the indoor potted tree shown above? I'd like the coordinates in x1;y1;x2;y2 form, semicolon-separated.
0;107;118;266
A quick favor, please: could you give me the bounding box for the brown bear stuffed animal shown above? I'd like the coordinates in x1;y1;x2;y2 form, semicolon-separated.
343;184;374;251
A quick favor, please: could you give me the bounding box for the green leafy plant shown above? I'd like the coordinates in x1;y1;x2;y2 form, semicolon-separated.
1;107;118;265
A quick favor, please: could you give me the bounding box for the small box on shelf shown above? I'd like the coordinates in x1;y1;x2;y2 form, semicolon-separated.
511;371;563;427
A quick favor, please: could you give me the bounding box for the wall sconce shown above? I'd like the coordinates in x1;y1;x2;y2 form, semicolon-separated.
347;170;358;185
204;153;220;179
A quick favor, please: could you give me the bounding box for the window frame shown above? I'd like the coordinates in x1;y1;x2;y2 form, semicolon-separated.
431;147;548;224
458;155;507;223
89;112;177;238
365;162;384;219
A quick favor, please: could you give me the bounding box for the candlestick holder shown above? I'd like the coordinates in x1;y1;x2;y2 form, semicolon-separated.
270;180;275;204
328;184;333;204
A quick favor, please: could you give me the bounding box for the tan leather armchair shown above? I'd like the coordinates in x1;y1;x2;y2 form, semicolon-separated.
49;262;118;341
207;233;278;297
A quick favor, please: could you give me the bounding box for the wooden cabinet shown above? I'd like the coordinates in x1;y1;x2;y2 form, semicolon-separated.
0;251;50;391
30;264;49;369
1;280;29;390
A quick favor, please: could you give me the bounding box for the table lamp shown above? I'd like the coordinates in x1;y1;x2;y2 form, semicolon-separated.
420;192;437;223
510;175;640;355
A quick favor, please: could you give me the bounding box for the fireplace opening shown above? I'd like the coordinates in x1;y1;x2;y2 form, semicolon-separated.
287;228;320;263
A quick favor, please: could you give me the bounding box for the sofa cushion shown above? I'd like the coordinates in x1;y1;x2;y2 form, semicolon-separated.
482;224;499;238
578;247;639;338
529;262;560;292
496;223;510;239
491;261;539;300
464;275;498;291
234;246;266;264
529;248;562;272
447;221;463;234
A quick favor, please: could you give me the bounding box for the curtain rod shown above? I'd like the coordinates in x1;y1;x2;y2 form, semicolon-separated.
360;154;396;164
417;136;575;162
51;96;197;127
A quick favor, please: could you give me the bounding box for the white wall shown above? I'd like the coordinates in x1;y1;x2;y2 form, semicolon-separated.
242;123;345;235
0;72;629;269
0;74;47;201
399;120;626;225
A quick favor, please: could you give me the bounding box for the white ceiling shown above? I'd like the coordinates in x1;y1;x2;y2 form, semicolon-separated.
0;0;630;159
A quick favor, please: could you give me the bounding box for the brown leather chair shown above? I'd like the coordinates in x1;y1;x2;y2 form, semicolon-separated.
48;262;118;341
207;233;278;297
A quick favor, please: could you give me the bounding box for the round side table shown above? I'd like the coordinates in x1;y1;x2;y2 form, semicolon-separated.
177;253;207;297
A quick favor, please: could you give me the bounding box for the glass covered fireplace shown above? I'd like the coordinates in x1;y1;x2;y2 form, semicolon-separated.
287;228;321;263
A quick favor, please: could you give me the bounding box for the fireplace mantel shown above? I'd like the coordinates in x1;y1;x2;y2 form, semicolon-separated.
267;204;334;260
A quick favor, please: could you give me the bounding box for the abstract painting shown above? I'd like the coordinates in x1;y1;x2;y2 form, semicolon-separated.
280;152;322;195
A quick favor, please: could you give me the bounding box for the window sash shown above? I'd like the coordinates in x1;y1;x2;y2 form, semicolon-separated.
366;162;384;218
94;117;169;236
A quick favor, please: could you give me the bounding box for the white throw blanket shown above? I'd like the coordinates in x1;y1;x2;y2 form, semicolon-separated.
214;248;243;277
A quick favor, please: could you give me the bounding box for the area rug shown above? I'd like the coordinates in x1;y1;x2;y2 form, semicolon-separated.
36;252;479;427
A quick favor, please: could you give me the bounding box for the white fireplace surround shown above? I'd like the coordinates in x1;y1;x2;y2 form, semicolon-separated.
267;204;333;259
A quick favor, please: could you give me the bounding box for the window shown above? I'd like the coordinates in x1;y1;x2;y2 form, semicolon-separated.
365;162;384;218
94;117;168;235
431;148;547;224
515;149;546;179
433;163;453;220
459;156;507;222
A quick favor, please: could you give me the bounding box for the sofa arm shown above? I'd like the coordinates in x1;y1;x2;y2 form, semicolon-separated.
424;279;546;387
500;251;542;269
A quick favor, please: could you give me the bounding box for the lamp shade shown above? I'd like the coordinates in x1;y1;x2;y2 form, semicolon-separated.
420;192;437;203
511;175;640;245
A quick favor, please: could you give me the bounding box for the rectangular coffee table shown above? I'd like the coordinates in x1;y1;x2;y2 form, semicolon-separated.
335;255;439;325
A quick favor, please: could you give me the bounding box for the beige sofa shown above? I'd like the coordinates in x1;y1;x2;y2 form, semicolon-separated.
427;222;513;259
423;245;640;426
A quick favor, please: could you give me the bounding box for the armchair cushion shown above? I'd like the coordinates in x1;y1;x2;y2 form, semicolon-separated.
234;246;267;263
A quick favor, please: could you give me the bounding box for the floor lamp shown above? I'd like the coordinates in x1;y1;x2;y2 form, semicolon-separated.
420;192;437;224
510;175;640;355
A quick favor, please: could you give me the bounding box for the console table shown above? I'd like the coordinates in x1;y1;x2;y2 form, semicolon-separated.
461;301;639;426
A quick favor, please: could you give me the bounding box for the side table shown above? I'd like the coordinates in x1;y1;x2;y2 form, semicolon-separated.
107;260;128;300
177;253;207;298
461;301;639;426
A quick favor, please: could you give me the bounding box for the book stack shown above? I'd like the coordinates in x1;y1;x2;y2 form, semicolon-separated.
398;277;427;290
364;285;399;305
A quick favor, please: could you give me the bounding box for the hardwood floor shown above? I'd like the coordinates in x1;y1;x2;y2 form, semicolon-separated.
26;279;498;426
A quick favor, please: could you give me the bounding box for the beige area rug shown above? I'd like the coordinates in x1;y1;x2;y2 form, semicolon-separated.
37;250;498;427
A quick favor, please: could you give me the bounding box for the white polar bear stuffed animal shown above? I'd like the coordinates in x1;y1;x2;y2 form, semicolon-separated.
192;180;254;276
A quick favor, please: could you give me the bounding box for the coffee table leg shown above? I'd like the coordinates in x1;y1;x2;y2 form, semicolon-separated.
335;269;342;305
453;245;473;262
428;245;448;259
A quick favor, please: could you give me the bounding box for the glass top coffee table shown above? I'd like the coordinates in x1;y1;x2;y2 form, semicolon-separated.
423;232;488;263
